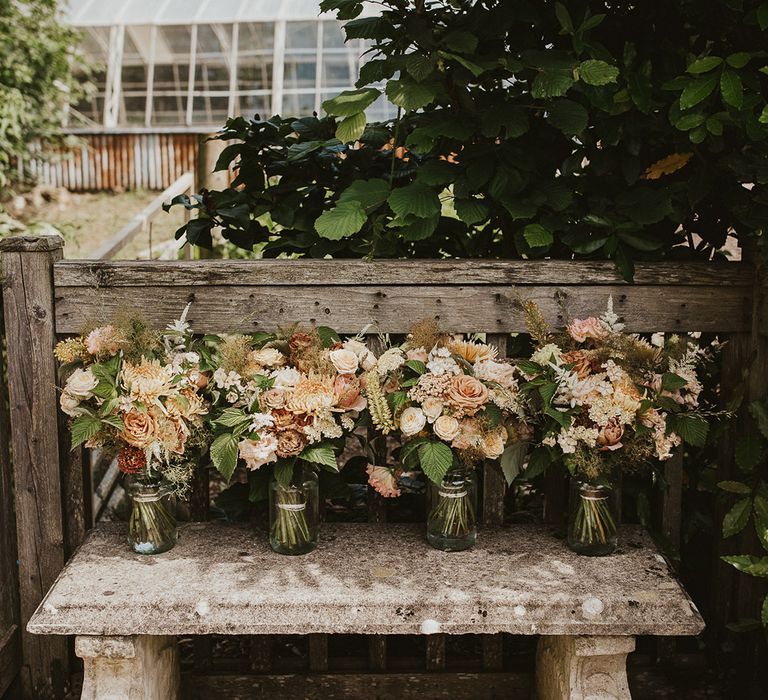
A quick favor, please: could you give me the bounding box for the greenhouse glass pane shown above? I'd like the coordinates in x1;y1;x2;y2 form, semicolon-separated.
153;64;190;91
282;92;316;116
155;25;192;58
195;25;232;92
284;59;316;90
237;60;273;91
122;95;147;124
80;26;110;63
238;22;275;53
192;95;230;124
322;21;347;49
322;54;357;88
151;94;187;124
235;93;271;118
197;0;245;22
285;21;317;49
159;0;193;25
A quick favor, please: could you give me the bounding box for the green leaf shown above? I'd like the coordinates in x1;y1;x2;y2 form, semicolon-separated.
617;232;665;251
442;30;477;54
335;112;367;143
759;2;768;31
501;442;528;485
723;497;752;538
315;326;341;348
679;75;718;109
405;359;426;375
579;59;620;85
315;201;367;240
70;415;101;449
532;70;575;98
214;408;251;428
418;441;454;484
388;182;441;219
755;511;768;553
547;99;588;134
406;53;435;82
385;79;436;111
736;431;764;472
721;554;768;578
480;104;529;138
669;413;709;447
301;443;339;471
675;113;706;131
401;215;439;241
523;224;554;249
750;400;768;439
759;105;768;125
523;446;551;480
274;459;296;488
211;433;239;481
726;52;751;69
686;56;723;74
706;116;724;135
720;70;743;109
762;594;768;626
454;198;489;225
555;2;574;33
338;178;390;212
718;480;752;494
322;88;381;117
661;372;689;391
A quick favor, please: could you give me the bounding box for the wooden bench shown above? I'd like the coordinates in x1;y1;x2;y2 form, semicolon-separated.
28;523;703;698
2;235;761;698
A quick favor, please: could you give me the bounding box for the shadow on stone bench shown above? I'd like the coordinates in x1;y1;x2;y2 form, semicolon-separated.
28;522;703;699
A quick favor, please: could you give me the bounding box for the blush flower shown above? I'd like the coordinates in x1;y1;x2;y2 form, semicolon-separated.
239;435;278;470
447;375;489;415
567;317;609;343
366;465;401;498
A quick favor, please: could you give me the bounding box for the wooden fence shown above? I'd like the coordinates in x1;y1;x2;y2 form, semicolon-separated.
0;235;766;697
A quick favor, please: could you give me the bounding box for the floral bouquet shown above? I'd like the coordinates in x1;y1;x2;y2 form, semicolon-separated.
55;307;210;553
365;321;528;550
205;326;373;555
519;298;709;555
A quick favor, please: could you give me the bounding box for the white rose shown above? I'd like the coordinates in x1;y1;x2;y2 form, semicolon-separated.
272;367;302;389
474;359;517;389
250;347;286;368
400;407;427;436
360;349;377;371
344;339;377;370
434;415;460;441
65;368;99;397
421;397;443;422
59;392;85;417
329;348;359;374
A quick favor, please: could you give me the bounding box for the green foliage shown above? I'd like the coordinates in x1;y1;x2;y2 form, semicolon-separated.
170;0;768;277
0;0;89;194
418;440;454;484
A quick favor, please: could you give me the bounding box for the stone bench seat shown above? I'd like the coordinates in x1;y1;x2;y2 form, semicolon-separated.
28;522;704;699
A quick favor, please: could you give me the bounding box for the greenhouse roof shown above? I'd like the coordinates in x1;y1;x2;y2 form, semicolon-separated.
63;0;377;26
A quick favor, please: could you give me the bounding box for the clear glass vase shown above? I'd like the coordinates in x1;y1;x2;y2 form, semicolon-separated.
269;466;319;555
127;480;177;555
567;479;618;556
426;468;477;551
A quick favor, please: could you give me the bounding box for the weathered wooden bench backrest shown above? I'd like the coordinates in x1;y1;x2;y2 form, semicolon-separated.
1;234;764;696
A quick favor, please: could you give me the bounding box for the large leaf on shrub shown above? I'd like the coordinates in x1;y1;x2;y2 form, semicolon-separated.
385;79;436;111
579;59;620;85
322;88;380;117
338;178;390;211
388;182;441;219
668;413;709;447
315;201;367;239
211;433;239;481
547;99;588;134
455;198;489;225
722;496;752;538
335;112;367;143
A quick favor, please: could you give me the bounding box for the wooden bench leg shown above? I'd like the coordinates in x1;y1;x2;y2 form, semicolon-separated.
536;635;635;700
75;635;180;700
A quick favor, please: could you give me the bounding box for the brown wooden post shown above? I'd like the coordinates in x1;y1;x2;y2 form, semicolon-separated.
0;234;69;698
0;290;21;699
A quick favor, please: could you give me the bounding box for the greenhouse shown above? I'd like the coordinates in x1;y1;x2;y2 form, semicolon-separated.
63;0;390;129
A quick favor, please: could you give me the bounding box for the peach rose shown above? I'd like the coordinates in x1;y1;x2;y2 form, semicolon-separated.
334;373;362;409
239;435;278;470
330;348;359;374
276;429;306;458
154;412;188;455
406;347;429;363
447;374;489;415
261;388;287;410
121;410;156;449
566;317;608;343
481;426;507;459
596;418;624;451
366;464;401;498
433;414;460;441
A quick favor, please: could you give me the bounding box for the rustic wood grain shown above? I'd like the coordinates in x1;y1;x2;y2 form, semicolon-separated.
368;636;387;672
54;259;753;288
181;670;531;699
308;634;329;672
249;635;272;673
481;635;504;671
0;625;20;698
1;238;69;698
425;635;446;671
53;282;750;335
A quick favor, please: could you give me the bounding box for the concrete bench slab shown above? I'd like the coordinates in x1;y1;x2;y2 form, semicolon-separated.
28;522;703;699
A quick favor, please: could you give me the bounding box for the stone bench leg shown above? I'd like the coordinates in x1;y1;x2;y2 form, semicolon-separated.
75;635;180;700
536;635;635;699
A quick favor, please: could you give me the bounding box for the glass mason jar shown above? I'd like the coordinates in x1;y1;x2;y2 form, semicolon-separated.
567;479;618;556
426;468;477;551
127;480;177;555
269;466;319;555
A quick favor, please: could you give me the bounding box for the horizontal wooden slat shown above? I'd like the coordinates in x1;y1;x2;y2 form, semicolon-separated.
181;671;531;699
54;259;752;288
54;282;751;334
